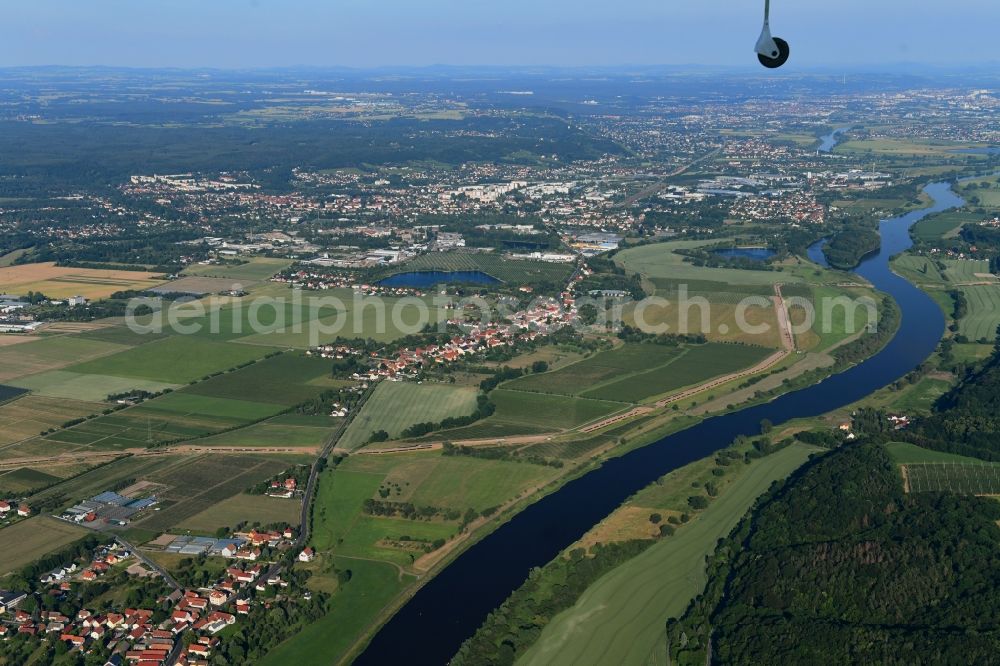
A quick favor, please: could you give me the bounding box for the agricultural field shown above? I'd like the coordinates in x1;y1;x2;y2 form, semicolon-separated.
185;352;343;405
37;385;294;451
892;255;949;285
518;443;819;666
230;286;450;346
957;285;1000;340
0;516;91;575
310;467;455;567
0;261;165;299
834;138;979;157
885;441;981;464
338;381;479;450
131;453;297;532
181;257;293;282
503;341;771;405
911;210;978;241
27;455;193;506
67;335;275;384
487;389;625;430
345;451;560;513
270;447;571;664
942;258;993;283
904;461;1000;494
0;395;103;447
387;252;573;285
615;240;805;286
0;466;71;493
149;276;250;295
504;343;685;395
175;492;301;534
10;370;178;402
958;176;1000;208
0;335;131;382
581;343;771;403
191;421;333;449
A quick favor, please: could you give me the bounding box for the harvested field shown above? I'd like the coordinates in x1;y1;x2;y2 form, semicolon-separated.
0;262;165;299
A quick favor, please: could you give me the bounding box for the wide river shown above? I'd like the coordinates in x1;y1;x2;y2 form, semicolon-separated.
356;181;962;665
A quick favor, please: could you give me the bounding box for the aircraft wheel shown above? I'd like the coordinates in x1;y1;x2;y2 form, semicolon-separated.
757;37;790;68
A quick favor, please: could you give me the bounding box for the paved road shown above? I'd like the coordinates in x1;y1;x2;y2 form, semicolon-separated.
295;383;378;550
114;535;182;590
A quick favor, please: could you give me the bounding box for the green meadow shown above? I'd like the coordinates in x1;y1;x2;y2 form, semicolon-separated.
518;443;818;666
338;381;479;450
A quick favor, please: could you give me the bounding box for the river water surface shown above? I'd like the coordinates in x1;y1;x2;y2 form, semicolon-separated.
356;182;961;665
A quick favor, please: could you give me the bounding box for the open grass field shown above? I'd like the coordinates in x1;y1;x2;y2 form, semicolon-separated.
893;255;949;285
943;258;993;283
624;274;791;348
175;492;301;533
185;353;341;405
339;381;479;450
0;335;131;382
343;451;558;513
488;389;625;430
503;342;770;404
885;441;981;464
181;257;293;282
36;386;289;450
10;370;179;402
834;138;979;157
150;276;251;295
504;344;685;396
0;262;165;299
957;285;1000;340
141;392;284;421
0;517;91;575
581;343;771;403
73;324;172;346
952;342;995;365
517;443;819;666
231;288;451;346
795;284;880;352
40;407;243;450
958;177;1000;209
388;252;573;285
912;210;978;241
905;461;1000;494
0;466;64;493
884;376;952;413
616;240;805;285
0;395;102;447
257;557;414;666
68;335;275;384
309;467;456;566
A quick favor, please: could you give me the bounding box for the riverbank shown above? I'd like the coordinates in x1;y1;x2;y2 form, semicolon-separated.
355;181;955;664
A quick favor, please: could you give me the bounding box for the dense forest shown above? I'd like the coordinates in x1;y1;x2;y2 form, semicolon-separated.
903;339;1000;459
822;223;881;269
668;440;1000;665
668;345;1000;665
0;116;622;196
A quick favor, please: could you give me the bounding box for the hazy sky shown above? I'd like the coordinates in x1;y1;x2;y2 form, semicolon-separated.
1;0;997;69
